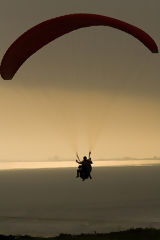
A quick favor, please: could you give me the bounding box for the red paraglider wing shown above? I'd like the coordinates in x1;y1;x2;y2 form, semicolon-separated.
0;13;158;80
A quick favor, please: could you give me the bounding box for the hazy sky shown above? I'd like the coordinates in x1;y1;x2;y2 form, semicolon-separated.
0;0;160;161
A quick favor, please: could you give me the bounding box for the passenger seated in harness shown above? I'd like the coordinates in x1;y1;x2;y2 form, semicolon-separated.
76;152;93;181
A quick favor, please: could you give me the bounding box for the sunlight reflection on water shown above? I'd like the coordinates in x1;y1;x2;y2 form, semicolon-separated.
0;160;160;170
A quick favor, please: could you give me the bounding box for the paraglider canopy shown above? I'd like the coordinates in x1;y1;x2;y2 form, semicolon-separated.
0;13;158;80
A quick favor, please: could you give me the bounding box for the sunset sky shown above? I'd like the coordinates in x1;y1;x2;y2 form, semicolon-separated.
0;0;159;163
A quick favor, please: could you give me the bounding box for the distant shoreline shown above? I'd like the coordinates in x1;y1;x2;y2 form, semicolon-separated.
1;157;160;162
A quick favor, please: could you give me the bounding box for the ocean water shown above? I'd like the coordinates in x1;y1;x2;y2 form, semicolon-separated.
0;166;160;236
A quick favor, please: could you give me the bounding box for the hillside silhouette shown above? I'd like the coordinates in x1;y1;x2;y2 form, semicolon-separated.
0;228;160;240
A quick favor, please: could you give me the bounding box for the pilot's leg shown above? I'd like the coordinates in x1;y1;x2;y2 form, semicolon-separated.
89;169;92;179
76;169;80;177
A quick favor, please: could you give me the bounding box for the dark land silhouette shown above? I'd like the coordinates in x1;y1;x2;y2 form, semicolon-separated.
0;228;160;240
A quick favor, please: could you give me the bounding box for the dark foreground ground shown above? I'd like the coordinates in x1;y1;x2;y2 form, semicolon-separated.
1;229;160;240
